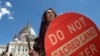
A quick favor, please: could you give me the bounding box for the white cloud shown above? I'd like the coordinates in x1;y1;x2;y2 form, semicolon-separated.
0;8;11;19
8;16;14;20
5;2;12;7
0;1;14;20
0;13;2;19
1;8;10;15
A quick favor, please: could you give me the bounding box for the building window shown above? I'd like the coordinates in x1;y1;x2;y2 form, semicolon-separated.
23;48;24;51
18;48;20;51
26;48;27;51
18;45;20;51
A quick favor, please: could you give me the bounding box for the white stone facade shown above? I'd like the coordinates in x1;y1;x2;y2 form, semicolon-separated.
0;22;36;56
8;40;34;56
0;45;6;55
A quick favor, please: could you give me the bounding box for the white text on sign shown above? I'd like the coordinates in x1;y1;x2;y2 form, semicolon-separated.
67;17;86;34
51;27;97;56
49;30;64;45
77;44;98;56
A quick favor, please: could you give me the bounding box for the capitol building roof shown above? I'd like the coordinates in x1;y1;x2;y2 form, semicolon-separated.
14;22;37;42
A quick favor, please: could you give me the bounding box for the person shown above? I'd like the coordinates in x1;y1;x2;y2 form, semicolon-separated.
28;49;39;56
34;8;57;56
9;53;13;56
1;52;7;56
28;8;57;56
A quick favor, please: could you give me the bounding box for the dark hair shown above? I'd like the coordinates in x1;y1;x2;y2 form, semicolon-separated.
39;8;57;55
33;8;57;55
9;53;13;56
39;8;57;47
41;8;57;25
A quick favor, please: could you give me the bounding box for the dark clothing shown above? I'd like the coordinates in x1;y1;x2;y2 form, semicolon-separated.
33;8;57;56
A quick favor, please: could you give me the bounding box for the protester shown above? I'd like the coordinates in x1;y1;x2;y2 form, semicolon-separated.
9;53;13;56
28;8;57;56
34;8;57;56
1;52;7;56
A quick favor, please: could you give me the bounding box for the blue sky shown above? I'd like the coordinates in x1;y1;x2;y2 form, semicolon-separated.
0;0;100;45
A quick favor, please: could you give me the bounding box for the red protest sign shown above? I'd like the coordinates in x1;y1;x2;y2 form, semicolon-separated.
45;12;100;56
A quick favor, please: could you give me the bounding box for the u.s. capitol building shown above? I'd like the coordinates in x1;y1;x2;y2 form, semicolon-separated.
0;22;37;56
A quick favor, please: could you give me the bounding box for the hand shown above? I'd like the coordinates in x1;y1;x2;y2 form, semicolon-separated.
28;49;39;56
28;50;33;56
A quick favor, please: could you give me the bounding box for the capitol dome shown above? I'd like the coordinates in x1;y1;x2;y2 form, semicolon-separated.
18;23;36;36
15;22;37;41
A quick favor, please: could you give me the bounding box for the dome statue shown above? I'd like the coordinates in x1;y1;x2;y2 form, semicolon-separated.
14;22;36;42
